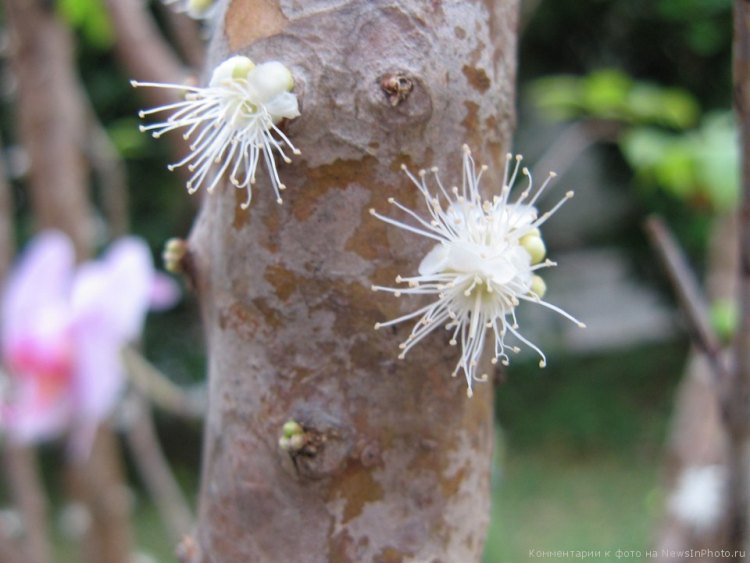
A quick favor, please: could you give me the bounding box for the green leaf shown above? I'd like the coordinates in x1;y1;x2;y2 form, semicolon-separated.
57;0;114;49
108;118;150;158
621;113;738;211
529;70;699;129
694;113;739;210
582;70;632;117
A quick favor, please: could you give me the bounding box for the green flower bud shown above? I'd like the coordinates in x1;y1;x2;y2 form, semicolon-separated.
710;299;738;343
520;234;546;265
530;275;546;299
187;0;213;18
288;434;305;451
282;420;303;438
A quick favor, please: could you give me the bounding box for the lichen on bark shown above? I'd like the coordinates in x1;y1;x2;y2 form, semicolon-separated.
190;1;519;560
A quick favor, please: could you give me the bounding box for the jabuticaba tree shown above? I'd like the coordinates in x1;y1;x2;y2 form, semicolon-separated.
188;1;519;561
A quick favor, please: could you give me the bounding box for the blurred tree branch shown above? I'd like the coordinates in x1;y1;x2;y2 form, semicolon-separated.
4;1;135;561
105;0;189;106
157;5;205;71
124;395;194;545
4;0;90;258
0;136;47;563
105;0;198;191
644;216;729;386
82;94;130;240
530;119;622;184
123;346;205;420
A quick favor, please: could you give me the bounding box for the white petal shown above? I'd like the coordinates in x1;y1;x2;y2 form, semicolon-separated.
418;244;449;276
246;61;294;103
504;203;537;228
264;92;300;122
445;241;483;274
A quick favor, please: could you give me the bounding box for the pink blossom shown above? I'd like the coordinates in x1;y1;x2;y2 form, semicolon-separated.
0;231;179;454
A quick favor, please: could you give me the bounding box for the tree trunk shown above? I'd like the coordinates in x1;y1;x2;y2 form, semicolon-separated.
190;1;519;561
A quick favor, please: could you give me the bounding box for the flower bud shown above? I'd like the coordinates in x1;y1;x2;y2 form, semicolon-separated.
520;233;546;265
187;0;213;18
162;238;187;274
282;419;303;438
247;62;295;102
530;275;546;299
209;56;255;87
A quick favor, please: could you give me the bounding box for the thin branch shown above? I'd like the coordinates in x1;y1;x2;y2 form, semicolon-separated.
157;4;205;71
519;0;544;35
530;119;622;182
122;346;205;420
105;0;189;107
644;216;728;384
64;428;133;563
2;447;53;563
105;0;198;190
0;140;13;283
124;395;194;545
81;91;129;238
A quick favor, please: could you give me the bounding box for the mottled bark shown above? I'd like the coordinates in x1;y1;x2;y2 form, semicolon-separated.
190;1;518;561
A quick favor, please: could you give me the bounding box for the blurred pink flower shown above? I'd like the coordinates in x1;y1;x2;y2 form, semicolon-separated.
0;231;179;454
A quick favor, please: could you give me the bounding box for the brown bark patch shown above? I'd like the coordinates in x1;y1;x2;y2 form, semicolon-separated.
219;301;260;339
441;465;467;497
264;264;299;302
291;157;378;222
462;65;491;93
374;546;406;563
226;0;288;51
461;101;482;150
260;207;281;252
330;462;384;524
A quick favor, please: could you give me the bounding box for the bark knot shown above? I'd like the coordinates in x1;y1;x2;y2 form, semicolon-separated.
380;72;414;106
278;414;353;481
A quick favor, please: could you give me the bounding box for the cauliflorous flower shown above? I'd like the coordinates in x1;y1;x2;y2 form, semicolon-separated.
161;0;215;20
0;232;179;454
370;145;584;397
132;55;301;207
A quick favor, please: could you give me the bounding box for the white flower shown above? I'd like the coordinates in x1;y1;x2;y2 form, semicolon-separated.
161;0;216;20
669;465;726;533
370;145;584;397
132;56;301;207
